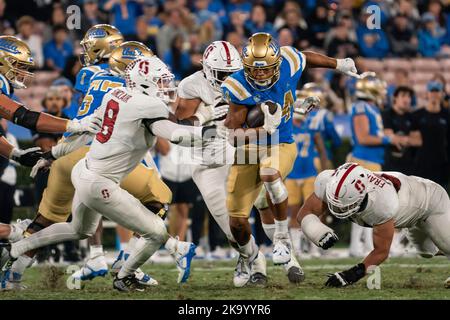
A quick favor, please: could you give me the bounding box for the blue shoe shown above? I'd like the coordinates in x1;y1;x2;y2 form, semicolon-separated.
173;241;196;283
71;255;108;281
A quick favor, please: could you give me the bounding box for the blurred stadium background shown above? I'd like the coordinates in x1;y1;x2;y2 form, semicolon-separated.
1;0;449;265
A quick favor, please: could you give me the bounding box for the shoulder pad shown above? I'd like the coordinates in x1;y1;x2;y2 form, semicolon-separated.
281;46;305;76
221;76;252;103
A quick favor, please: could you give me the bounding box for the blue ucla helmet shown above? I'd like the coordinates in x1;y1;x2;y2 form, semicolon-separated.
0;36;34;89
242;33;281;91
109;41;154;76
80;24;124;66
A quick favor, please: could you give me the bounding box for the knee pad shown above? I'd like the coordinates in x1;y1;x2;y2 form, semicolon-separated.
254;187;269;211
263;178;288;205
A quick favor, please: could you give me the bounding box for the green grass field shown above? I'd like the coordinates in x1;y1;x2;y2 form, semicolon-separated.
1;257;449;300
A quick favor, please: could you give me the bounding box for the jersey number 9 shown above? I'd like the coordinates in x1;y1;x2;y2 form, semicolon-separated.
96;100;119;144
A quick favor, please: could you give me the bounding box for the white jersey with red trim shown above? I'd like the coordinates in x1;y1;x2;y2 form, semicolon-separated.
314;170;445;228
86;87;169;183
177;70;235;167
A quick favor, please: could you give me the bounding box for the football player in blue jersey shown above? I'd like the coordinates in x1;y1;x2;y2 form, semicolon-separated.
0;36;102;165
347;72;408;258
75;24;124;97
0;41;159;290
301;83;341;170
349;72;407;172
221;32;361;285
286;96;329;257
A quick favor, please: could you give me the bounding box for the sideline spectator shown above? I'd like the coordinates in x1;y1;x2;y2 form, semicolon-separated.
411;81;450;188
16;16;44;69
382;86;421;175
43;25;74;72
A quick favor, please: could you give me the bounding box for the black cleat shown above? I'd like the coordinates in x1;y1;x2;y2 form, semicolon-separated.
287;266;305;284
113;274;146;292
249;272;267;287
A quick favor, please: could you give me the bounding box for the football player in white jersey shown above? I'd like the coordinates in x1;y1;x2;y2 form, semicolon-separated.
0;56;215;291
297;162;450;288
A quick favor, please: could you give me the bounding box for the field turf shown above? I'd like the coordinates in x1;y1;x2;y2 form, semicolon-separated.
1;257;449;300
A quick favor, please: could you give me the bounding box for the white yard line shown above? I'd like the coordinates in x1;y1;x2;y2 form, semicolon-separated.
169;264;450;272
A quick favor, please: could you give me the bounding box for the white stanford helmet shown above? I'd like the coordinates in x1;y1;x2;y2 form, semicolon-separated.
325;163;370;219
202;41;242;91
125;56;177;103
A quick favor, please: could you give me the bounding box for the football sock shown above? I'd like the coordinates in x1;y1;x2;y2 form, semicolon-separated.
118;237;160;279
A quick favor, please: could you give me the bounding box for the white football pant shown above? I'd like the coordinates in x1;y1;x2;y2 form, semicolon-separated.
11;160;168;275
191;164;235;243
407;183;450;259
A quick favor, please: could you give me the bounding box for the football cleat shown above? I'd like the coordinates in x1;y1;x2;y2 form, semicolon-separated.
445;277;450;289
113;274;146;292
110;250;158;286
249;272;267;287
171;239;196;284
70;254;108;281
283;252;305;284
233;255;250;288
272;234;292;265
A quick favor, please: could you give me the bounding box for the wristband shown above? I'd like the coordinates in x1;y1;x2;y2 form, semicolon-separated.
381;136;392;145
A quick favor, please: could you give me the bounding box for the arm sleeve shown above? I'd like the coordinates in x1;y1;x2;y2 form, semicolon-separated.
51;133;94;159
147;119;204;147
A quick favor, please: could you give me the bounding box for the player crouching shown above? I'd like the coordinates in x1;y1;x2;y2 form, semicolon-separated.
297;162;450;288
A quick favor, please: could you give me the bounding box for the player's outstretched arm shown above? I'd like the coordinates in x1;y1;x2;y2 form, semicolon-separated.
297;193;338;250
0;94;102;134
363;219;395;269
325;219;395;288
302;51;360;78
146;119;212;147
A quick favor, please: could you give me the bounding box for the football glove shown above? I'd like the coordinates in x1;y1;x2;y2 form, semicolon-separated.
336;58;361;79
318;231;339;250
261;101;281;135
325;263;366;288
9;147;43;167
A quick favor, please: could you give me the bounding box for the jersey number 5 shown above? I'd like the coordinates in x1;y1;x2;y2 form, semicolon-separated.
96;100;119;143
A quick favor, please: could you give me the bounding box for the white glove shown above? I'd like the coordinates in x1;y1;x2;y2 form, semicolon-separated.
336;58;361;78
66;112;103;134
30;158;52;178
294;96;321;115
261;102;282;135
194;102;215;125
213;103;229;121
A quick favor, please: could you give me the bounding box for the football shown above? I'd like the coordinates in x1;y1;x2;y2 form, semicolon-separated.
245;101;278;128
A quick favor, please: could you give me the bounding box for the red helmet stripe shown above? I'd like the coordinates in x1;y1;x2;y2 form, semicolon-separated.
221;41;231;65
334;164;358;199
